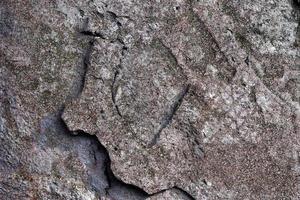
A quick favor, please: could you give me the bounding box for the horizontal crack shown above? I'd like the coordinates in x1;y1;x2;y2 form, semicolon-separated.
80;30;106;39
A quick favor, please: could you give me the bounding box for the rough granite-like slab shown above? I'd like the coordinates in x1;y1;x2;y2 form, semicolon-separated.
1;0;299;199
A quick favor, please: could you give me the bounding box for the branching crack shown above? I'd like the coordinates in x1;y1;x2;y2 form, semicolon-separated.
149;84;191;147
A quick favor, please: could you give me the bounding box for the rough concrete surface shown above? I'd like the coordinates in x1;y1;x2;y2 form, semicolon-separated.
0;0;299;199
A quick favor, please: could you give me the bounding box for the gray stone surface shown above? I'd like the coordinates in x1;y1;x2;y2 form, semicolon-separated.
1;0;300;199
146;188;193;200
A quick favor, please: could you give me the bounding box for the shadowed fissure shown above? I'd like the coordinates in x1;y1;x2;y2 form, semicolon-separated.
48;25;196;199
45;107;195;199
54;107;149;198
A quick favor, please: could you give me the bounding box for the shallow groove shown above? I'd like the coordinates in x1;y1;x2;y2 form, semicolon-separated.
149;84;191;147
68;38;95;100
111;69;122;117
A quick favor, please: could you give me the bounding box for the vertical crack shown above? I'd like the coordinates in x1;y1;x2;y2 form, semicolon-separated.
110;38;128;118
291;0;300;46
80;39;95;95
111;69;122;117
149;84;191;147
249;86;266;126
69;38;95;100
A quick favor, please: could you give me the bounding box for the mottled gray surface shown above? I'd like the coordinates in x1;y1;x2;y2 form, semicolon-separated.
1;0;300;199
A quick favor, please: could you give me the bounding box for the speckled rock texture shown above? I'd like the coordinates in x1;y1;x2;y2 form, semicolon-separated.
1;0;299;199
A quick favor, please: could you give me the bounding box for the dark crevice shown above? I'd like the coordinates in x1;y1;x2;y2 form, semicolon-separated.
116;37;125;46
78;20;128;118
55;106;195;200
106;11;122;27
188;124;205;159
58;112;196;199
90;74;105;83
80;30;106;39
244;55;249;66
72;132;148;199
107;11;118;20
80;17;105;39
292;0;300;9
106;10;133;21
149;84;191;147
104;158;149;199
58;112;148;199
82;10;130;42
291;0;300;47
249;86;265;126
68;38;95;100
58;16;196;200
110;38;128;118
111;69;122;117
78;39;95;97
